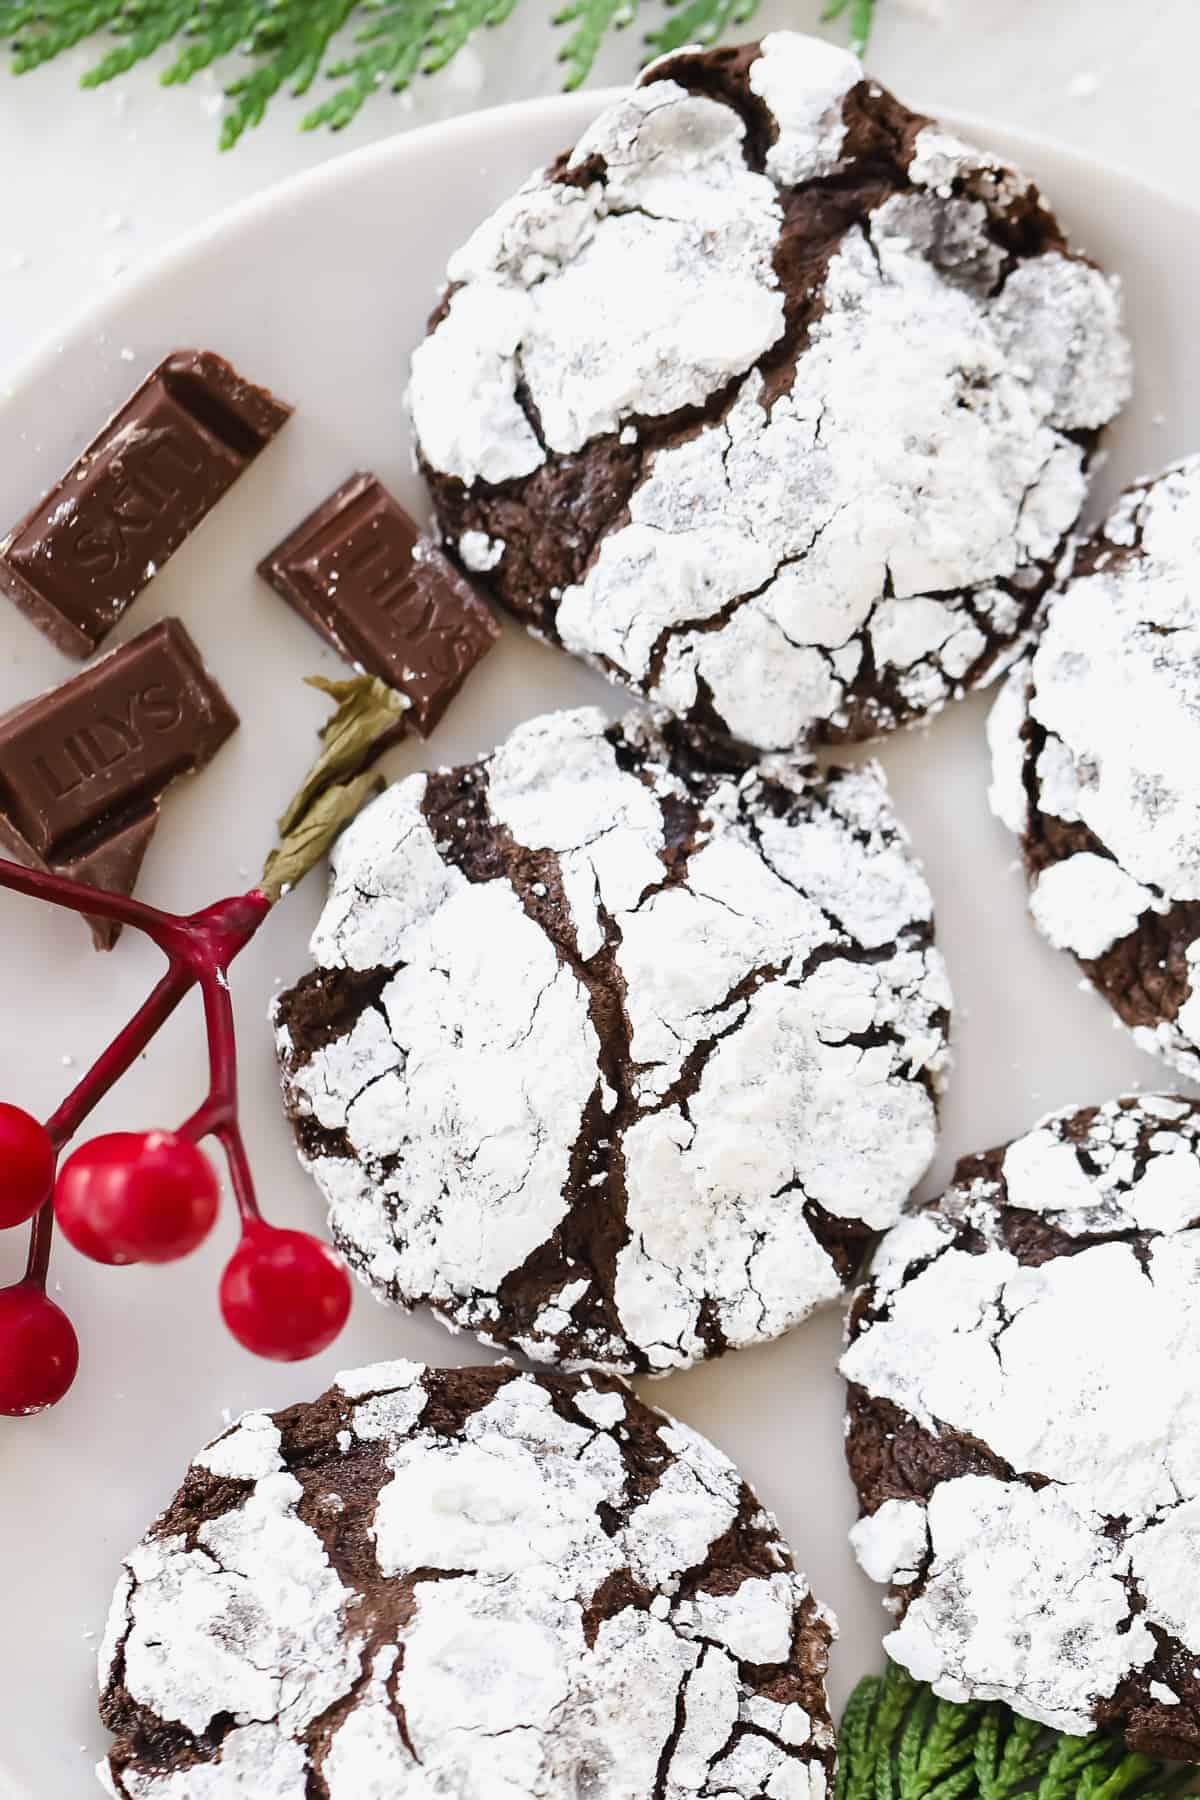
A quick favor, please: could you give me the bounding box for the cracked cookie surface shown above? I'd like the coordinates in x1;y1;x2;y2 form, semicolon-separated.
410;32;1130;752
990;457;1200;1078
98;1360;837;1799
841;1094;1200;1756
274;706;950;1374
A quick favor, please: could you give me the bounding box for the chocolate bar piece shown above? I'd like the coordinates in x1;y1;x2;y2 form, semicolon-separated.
0;618;237;948
258;472;499;734
0;351;292;658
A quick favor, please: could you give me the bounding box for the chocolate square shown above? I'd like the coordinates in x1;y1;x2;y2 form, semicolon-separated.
258;472;499;734
0;617;238;947
0;351;292;657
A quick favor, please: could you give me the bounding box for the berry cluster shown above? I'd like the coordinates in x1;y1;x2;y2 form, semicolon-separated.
0;858;352;1417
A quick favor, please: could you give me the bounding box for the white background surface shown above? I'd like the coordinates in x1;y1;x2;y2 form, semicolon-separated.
0;0;1197;384
0;11;1194;1798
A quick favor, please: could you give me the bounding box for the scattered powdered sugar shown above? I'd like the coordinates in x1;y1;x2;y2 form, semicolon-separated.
990;458;1200;1076
886;1478;1154;1729
986;662;1029;834
97;1569;134;1691
100;1364;836;1798
113;1727;311;1799
988;252;1129;432
111;1473;361;1740
321;1650;404;1800
412;32;1130;751
849;1498;929;1585
335;1357;424;1398
551;226;1114;749
675;1573;798;1663
409;77;784;483
1030;853;1158;959
458;528;504;571
747;33;859;185
193;1411;283;1481
842;1096;1200;1736
278;706;950;1373
1066;70;1102;100
572;1385;627;1429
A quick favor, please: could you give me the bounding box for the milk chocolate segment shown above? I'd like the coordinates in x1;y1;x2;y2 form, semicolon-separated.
258;472;499;734
0;351;292;657
0;618;238;948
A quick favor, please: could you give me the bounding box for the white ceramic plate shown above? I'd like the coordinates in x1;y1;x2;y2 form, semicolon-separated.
0;90;1196;1798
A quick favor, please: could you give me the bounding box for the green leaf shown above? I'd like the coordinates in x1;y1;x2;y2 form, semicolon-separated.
994;1713;1045;1800
876;1662;921;1760
976;1709;1005;1800
821;0;876;54
555;0;637;93
839;1666;1192;1800
261;673;408;902
277;672;407;834
899;1688;935;1800
261;767;385;903
1087;1757;1166;1800
644;0;759;61
915;1699;978;1799
926;1768;985;1800
1;0;881;142
838;1675;884;1800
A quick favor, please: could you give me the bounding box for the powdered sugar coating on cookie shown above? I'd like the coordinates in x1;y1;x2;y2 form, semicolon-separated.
990;457;1200;1079
412;33;1130;751
842;1095;1200;1754
275;706;950;1374
100;1363;837;1798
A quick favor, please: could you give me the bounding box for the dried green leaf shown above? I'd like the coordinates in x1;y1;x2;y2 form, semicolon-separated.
277;674;408;837
261;672;407;902
262;767;384;903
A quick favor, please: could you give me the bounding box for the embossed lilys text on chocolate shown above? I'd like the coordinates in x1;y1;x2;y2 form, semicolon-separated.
65;425;216;579
259;470;499;733
310;506;481;679
0;619;237;863
0;351;292;659
32;682;187;807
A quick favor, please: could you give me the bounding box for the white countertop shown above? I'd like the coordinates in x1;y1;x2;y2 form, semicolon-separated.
0;0;1194;384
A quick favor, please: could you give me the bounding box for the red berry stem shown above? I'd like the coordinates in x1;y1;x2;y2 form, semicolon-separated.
179;964;262;1225
48;966;195;1154
24;968;193;1287
0;853;353;1408
0;856;195;942
0;857;270;1290
22;1196;54;1290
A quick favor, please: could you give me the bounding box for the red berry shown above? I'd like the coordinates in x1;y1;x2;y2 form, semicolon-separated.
220;1225;351;1361
55;1131;220;1266
0;1104;54;1231
0;1282;79;1415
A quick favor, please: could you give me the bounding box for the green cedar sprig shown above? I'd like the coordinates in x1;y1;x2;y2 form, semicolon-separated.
821;0;876;55
0;0;879;147
837;1664;1195;1800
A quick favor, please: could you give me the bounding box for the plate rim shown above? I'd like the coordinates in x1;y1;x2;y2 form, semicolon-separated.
4;84;1198;414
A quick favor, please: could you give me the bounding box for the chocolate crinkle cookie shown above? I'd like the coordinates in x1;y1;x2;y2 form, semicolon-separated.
98;1361;836;1799
841;1094;1200;1758
274;706;950;1375
409;32;1131;753
991;457;1200;1080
